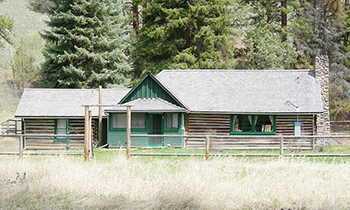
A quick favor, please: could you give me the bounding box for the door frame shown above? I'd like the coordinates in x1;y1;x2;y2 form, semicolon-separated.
147;114;164;146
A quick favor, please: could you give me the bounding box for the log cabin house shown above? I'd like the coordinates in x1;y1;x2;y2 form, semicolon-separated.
15;55;330;149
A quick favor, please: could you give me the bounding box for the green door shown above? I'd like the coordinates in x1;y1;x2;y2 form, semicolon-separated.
148;114;163;146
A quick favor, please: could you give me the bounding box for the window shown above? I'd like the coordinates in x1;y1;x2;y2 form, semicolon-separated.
231;115;275;134
112;113;145;129
55;119;68;141
166;113;179;128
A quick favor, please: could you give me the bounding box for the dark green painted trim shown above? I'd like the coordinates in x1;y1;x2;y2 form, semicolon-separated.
230;115;276;135
118;72;187;109
54;119;69;141
148;114;164;146
230;132;276;135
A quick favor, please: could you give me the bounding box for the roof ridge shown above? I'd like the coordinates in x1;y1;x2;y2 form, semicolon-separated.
23;88;131;91
125;98;184;109
158;69;313;74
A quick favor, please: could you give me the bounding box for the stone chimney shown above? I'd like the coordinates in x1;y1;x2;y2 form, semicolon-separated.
315;55;330;135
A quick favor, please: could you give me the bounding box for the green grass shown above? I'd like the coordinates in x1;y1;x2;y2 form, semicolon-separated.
129;145;350;155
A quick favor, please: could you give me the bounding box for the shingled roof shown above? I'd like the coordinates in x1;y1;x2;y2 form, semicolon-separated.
15;88;130;118
155;69;324;114
106;98;187;113
15;69;324;117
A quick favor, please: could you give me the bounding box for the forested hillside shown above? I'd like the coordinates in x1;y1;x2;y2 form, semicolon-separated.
1;0;350;120
0;0;47;121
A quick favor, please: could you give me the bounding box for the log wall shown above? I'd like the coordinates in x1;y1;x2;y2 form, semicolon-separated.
23;118;98;150
276;115;315;136
186;114;230;148
185;114;315;148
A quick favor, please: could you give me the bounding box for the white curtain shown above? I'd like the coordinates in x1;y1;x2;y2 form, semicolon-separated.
254;116;258;125
269;116;274;127
248;116;252;125
232;115;238;131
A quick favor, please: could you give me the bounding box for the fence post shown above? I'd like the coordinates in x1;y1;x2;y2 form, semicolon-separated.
19;135;23;159
126;106;131;160
89;110;93;159
7;120;9;134
279;136;284;157
205;136;210;160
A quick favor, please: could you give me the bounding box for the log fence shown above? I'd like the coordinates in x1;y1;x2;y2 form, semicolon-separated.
0;134;85;158
129;134;350;159
0;119;21;136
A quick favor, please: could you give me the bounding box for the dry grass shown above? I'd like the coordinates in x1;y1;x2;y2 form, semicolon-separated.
1;153;350;209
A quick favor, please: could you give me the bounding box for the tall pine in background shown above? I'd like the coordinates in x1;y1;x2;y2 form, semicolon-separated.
132;0;236;77
41;0;132;88
293;0;350;100
239;0;299;69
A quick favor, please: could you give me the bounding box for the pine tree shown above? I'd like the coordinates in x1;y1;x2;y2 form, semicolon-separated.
293;0;350;100
41;0;132;88
133;0;236;77
238;0;299;69
243;23;297;69
0;0;13;48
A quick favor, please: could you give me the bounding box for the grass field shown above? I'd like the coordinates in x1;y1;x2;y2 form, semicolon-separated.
1;149;350;209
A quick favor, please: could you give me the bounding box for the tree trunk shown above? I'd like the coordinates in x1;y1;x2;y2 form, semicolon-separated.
133;2;139;35
281;0;287;41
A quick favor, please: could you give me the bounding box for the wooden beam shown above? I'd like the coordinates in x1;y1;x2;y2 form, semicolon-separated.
19;136;23;159
205;136;210;160
126;106;131;160
89;110;93;159
98;85;102;147
84;106;89;161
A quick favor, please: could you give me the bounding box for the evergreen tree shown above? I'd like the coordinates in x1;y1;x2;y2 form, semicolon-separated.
293;0;350;99
243;23;297;69
41;0;132;88
238;0;298;69
0;0;13;48
133;0;236;77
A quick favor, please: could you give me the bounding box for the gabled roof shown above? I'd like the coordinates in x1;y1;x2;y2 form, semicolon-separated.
105;98;187;113
118;72;187;109
15;88;130;118
156;69;324;114
15;69;324;118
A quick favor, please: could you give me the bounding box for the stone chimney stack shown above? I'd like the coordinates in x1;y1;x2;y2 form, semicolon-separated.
315;55;330;135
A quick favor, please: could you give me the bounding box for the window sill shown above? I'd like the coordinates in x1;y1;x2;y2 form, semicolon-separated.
230;132;276;136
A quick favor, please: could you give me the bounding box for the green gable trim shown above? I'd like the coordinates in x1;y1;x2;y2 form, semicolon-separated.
119;72;187;109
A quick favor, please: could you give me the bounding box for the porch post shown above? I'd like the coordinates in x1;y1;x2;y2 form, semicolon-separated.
84;106;89;161
126;105;131;160
98;85;102;147
89;110;93;159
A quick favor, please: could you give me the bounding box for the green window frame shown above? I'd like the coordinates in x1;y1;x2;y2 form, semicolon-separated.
54;119;69;141
165;113;180;130
230;115;276;135
110;113;146;131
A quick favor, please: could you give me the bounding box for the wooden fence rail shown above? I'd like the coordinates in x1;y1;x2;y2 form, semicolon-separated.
0;119;21;135
130;134;350;159
0;134;85;158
